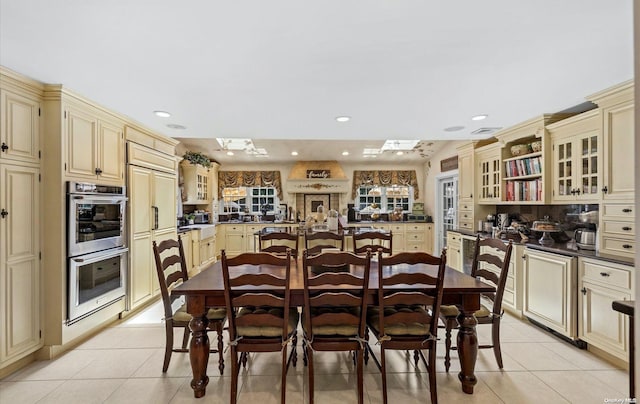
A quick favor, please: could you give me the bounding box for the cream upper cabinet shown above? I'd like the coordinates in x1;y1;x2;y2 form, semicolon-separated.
458;146;474;202
0;164;41;366
181;161;212;204
548;110;601;203
65;103;124;185
0;88;41;165
475;143;501;204
587;80;634;201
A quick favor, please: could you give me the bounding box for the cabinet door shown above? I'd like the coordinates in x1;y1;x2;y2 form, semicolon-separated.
523;249;576;337
0;164;41;363
579;281;629;360
153;171;177;232
0;89;41;165
66;106;98;179
224;233;245;257
97;119;124;183
478;156;501;203
424;224;434;255
130;233;152;308
130;166;152;234
180;231;193;276
602;101;634;201
575;132;600;200
458;151;474;201
552;137;574;201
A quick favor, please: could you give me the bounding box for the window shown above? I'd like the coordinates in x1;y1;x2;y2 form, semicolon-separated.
357;185;413;212
221;187;279;214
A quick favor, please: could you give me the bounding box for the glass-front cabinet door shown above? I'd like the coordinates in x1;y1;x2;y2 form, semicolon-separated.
579;134;599;198
549;109;600;203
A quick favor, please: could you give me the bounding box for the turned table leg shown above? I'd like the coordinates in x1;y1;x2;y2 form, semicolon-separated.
456;297;479;394
187;296;210;398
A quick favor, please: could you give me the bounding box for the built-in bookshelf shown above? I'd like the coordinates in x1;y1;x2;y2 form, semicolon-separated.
502;149;544;202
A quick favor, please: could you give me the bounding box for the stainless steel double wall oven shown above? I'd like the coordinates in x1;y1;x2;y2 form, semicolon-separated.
67;182;128;323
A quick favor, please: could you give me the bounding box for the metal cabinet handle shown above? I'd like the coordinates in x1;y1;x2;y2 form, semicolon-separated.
95;167;103;175
575;188;581;195
0;209;8;218
623;208;632;213
600;272;610;277
581;287;587;295
601;186;608;194
0;142;8;152
622;226;632;231
152;206;159;230
622;244;632;249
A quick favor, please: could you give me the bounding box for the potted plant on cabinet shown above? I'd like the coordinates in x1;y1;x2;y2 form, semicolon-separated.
182;151;212;169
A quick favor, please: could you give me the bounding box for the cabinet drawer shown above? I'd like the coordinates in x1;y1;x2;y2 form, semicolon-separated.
405;232;425;242
447;232;461;244
225;225;244;234
602;203;635;219
459;202;473;211
406;242;425;252
601;220;635;237
458;219;474;231
582;259;632;289
601;237;635;257
246;225;262;233
405;224;425;232
388;224;404;233
459;210;473;221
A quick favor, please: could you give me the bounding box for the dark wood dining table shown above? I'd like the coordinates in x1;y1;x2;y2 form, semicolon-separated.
172;258;495;398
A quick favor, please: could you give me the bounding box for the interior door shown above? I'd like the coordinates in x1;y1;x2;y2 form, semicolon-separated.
436;174;458;253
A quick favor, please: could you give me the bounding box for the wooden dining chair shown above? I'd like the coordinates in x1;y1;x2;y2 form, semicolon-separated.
258;230;299;258
302;250;372;404
304;230;345;255
152;237;226;374
439;236;513;371
221;249;298;404
352;230;392;256
366;250;447;404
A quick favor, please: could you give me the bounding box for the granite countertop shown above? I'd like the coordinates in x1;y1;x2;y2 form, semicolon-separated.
450;227;634;267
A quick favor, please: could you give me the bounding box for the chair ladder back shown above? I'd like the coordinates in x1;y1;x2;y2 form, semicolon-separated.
221;250;292;342
259;232;299;258
470;237;513;316
377;249;447;338
302;250;371;339
352;231;393;255
153;237;188;320
305;231;345;255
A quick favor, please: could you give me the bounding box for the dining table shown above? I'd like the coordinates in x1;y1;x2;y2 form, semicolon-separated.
172;256;496;399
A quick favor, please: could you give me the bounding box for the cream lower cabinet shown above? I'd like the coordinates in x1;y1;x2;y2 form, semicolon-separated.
404;223;425;253
578;258;633;361
523;248;577;339
199;236;216;267
0;163;41;367
424;224;434;255
128;142;177;310
221;224;245;256
446;231;462;272
479;243;523;316
179;231;194;277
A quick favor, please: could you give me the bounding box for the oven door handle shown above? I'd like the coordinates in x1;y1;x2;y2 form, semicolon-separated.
70;247;129;263
152;206;159;230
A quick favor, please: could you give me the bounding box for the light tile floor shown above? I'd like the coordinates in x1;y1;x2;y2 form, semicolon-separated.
0;302;630;403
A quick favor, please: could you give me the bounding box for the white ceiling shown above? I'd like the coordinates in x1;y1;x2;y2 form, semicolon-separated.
0;1;633;163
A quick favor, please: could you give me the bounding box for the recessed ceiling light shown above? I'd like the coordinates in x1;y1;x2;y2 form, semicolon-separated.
336;116;351;122
166;123;186;130
291;151;298;156
342;151;349;156
396;151;404;156
226;151;234;156
154;110;171;118
471;114;488;121
444;126;465;132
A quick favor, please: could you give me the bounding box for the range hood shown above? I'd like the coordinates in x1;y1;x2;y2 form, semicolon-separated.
286;161;349;194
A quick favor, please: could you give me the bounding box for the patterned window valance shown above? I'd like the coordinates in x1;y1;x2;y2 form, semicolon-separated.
218;171;283;200
351;170;419;199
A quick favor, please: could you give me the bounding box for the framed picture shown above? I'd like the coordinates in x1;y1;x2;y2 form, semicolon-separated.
304;194;330;218
278;203;288;216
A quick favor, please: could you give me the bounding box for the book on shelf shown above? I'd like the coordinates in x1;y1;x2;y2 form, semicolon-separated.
505;178;542;202
504;156;542;178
